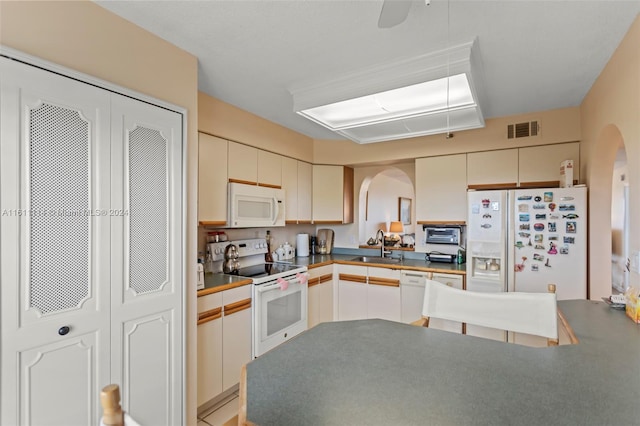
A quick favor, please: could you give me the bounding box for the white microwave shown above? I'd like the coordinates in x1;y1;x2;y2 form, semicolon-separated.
228;182;285;228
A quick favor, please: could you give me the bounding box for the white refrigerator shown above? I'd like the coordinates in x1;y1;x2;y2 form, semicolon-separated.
467;186;587;300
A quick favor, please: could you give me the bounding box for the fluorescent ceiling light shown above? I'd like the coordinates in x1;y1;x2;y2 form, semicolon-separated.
290;39;486;144
300;73;474;130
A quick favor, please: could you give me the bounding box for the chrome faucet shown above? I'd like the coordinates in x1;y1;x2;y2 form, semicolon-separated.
377;229;391;258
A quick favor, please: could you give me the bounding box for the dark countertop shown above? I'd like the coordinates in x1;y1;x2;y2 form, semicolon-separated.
199;255;466;296
285;254;467;274
245;300;640;425
197;272;252;296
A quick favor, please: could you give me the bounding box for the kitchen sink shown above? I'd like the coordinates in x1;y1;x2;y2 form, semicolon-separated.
350;256;402;264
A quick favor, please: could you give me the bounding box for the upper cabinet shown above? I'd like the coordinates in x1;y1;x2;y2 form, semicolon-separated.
467;149;518;189
228;141;283;188
257;150;282;188
282;158;312;224
415;154;468;224
312;165;354;224
198;133;228;225
518;142;580;187
227;141;258;185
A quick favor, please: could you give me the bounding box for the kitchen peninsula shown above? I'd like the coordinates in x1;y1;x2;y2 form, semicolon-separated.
241;300;640;425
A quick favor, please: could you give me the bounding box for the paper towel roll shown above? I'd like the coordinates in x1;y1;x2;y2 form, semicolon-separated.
296;233;310;257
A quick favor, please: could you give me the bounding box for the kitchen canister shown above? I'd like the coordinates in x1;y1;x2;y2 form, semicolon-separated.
296;233;310;257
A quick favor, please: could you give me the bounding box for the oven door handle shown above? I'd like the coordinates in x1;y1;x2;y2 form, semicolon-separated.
256;276;306;293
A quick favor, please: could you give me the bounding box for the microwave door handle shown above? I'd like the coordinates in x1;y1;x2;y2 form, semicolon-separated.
271;196;280;225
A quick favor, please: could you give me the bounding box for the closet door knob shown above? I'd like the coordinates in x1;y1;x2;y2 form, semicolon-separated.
58;326;70;336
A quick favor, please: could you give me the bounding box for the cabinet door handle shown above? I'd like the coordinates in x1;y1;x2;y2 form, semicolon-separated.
58;326;70;336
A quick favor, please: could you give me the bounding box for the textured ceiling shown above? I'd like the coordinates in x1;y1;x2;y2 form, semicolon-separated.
96;0;640;141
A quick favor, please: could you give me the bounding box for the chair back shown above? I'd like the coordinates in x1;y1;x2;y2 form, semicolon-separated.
422;280;558;340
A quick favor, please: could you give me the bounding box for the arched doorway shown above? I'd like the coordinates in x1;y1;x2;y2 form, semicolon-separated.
588;124;626;300
611;146;629;293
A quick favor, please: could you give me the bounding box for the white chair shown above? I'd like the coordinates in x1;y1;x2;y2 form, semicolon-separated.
414;280;559;346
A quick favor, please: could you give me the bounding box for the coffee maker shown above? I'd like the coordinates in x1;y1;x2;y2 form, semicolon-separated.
315;229;335;254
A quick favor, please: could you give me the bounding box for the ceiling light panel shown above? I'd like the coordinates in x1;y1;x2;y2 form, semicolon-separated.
290;38;486;144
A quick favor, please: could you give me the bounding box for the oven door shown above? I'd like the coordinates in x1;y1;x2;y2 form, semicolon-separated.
253;274;308;357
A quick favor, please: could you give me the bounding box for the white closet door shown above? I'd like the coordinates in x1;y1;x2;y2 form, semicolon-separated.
109;94;183;426
0;57;111;425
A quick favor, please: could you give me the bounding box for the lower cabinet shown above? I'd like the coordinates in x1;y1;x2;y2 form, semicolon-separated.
308;265;334;328
337;265;368;321
197;285;252;408
337;265;401;322
429;273;464;334
367;267;401;322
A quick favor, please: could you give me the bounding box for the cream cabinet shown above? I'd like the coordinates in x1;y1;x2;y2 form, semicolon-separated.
196;285;252;408
198;133;228;225
307;265;334;328
337;265;401;322
429;273;464;334
467;149;518;188
257;150;282;188
367;267;401;322
518;142;580;186
228;141;258;184
197;292;223;407
415;154;468;223
221;285;252;391
312;165;354;224
282;158;313;224
228;141;283;188
337;265;367;320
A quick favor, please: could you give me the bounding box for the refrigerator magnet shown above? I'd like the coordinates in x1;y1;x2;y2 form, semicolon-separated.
531;264;539;272
533;203;545;209
544;192;553;202
533;253;544;262
548;236;559;241
472;204;480;214
518;204;529;212
534;234;543;243
545;258;551;267
519;214;530;222
482;199;490;208
534;196;542;202
535;214;546;219
548;222;557;232
517;195;532;200
534;244;545;250
519;223;530;230
560;245;569;254
514;256;527;272
559;204;575;211
550;214;560;219
515;241;524;249
534;223;545;231
563;213;579;219
564;236;575;244
518;232;530;238
548;242;558;254
492;202;500;211
548;203;556;212
566;221;577;233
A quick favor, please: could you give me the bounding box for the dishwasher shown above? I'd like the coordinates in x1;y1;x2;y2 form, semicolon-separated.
401;271;464;333
400;270;431;323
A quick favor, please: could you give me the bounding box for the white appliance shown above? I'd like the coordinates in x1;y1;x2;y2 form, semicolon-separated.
208;238;308;358
228;182;285;228
467;187;587;300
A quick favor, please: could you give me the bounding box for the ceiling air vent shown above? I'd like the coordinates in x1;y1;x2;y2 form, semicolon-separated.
507;121;539;139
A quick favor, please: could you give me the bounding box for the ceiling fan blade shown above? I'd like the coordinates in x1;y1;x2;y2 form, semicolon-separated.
378;0;412;28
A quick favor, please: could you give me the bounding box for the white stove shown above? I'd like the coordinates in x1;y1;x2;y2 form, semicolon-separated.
206;238;308;357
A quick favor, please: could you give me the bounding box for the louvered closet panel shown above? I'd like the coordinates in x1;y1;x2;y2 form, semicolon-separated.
1;56;183;426
109;94;183;426
0;56;111;426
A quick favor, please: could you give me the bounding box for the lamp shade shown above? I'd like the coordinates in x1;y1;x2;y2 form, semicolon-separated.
389;221;404;234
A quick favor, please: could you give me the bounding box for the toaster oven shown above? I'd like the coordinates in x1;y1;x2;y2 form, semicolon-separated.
424;226;462;245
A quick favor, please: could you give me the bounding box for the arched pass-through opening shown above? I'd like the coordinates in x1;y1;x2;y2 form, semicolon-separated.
588;124;626;300
358;167;415;246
